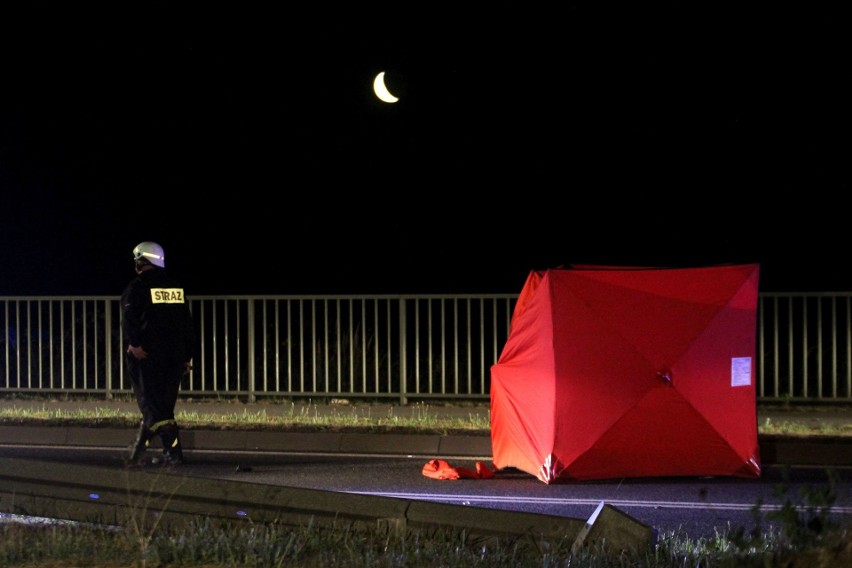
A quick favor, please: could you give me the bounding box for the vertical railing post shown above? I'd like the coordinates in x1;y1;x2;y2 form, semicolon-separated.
247;298;255;402
398;297;407;405
105;299;113;400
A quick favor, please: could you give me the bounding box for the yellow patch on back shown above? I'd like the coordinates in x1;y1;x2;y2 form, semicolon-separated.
150;288;185;304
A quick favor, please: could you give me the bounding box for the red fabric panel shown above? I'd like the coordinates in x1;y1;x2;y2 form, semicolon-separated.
564;387;756;480
490;271;557;475
670;267;760;475
509;270;544;327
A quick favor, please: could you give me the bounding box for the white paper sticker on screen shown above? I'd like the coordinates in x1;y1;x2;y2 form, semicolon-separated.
731;357;752;387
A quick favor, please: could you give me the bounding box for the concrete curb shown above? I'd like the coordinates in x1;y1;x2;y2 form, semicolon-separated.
0;425;494;458
758;435;852;467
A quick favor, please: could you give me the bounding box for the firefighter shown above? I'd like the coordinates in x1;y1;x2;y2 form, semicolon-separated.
121;241;195;466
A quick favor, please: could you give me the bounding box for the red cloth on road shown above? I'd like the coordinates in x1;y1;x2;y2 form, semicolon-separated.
422;459;495;480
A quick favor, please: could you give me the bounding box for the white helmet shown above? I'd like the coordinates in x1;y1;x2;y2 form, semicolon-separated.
133;241;165;268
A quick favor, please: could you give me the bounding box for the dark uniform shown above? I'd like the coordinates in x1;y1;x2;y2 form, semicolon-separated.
121;246;195;466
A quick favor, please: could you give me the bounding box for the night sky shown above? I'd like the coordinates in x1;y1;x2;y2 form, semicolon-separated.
1;4;849;297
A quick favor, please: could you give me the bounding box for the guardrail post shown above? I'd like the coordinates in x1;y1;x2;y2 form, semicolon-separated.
247;298;255;403
398;298;407;406
105;299;113;400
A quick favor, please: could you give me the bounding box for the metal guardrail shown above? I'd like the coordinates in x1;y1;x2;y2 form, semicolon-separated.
2;292;851;404
758;292;852;402
0;295;515;404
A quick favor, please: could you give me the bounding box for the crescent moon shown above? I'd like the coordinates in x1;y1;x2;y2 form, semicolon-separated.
373;71;399;103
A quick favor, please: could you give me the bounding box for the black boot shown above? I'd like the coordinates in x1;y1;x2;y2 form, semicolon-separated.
153;423;184;466
126;421;153;465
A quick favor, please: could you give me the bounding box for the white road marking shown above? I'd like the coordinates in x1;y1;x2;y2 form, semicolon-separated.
347;491;852;514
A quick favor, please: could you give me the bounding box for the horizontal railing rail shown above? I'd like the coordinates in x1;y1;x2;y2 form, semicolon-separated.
2;292;851;404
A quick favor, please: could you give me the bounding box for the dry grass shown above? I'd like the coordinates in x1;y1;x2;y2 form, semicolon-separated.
1;398;851;437
0;398;493;435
